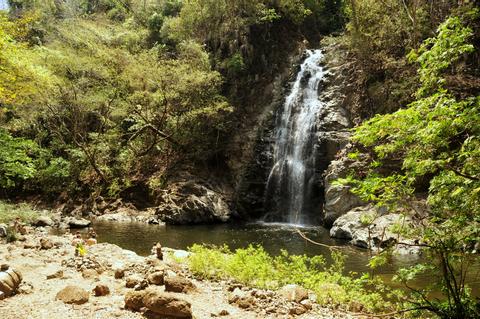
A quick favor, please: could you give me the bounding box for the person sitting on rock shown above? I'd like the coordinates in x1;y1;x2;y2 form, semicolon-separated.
71;232;84;256
86;231;97;246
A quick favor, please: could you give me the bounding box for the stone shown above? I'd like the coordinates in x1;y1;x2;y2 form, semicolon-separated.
279;284;308;303
0;224;7;237
151;243;163;260
93;284;110;296
125;275;143;288
330;206;415;251
218;309;230;316
300;299;313;310
46;269;64;279
82;269;99;279
164;276;195;293
67;217;91;228
289;305;307;315
33;216;54;227
228;288;255;309
142;290;192;318
55;285;89;305
40;238;54;250
155;181;231;225
147;271;164;286
323;159;364;227
125;290;145;311
114;268;125;279
23;240;38;249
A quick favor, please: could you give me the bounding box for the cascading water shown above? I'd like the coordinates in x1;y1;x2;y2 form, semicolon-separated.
264;49;326;225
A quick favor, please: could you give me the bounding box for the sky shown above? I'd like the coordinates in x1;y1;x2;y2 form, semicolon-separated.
0;0;9;11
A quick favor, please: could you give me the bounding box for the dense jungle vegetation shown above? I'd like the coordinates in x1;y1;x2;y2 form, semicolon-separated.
1;0;479;318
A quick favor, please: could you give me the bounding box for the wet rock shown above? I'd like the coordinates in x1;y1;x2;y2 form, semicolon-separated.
33;216;54;227
142;290;193;318
156;181;230;225
125;290;145;311
330;206;415;251
55;285;89;305
67;217;91;228
40;238;54;250
93;284;110;296
147;271;164;286
323;159;364;227
279;284;308;303
164;276;195;293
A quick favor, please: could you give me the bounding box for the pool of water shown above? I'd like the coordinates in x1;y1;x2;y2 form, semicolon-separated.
67;220;480;296
81;221;419;274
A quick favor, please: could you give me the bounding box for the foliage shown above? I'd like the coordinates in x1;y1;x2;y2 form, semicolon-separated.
0;129;37;188
0;201;42;224
341;11;480;319
188;244;393;312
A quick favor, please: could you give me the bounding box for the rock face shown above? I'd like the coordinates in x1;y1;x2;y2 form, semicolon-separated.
55;285;89;305
323;158;365;227
156;181;231;225
330;206;414;251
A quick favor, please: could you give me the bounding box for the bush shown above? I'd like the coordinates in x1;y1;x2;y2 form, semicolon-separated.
188;244;393;312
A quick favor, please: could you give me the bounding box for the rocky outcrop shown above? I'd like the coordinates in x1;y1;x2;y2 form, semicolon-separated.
155;181;231;225
330;206;418;253
323;157;365;227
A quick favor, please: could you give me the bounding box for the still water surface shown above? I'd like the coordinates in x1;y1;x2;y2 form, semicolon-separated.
74;220;480;295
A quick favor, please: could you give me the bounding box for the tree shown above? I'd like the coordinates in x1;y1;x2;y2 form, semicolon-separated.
340;9;480;319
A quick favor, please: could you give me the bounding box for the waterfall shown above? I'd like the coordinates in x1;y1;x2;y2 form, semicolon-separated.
264;49;326;225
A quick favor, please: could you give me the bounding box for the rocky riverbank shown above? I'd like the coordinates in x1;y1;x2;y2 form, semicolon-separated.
0;228;361;319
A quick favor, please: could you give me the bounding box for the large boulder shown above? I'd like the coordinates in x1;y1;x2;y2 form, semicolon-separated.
164;276;195;293
55;285;89;305
156;181;231;225
330;206;416;252
142;290;193;318
323;158;365;227
66;217;91;228
33;215;54;227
